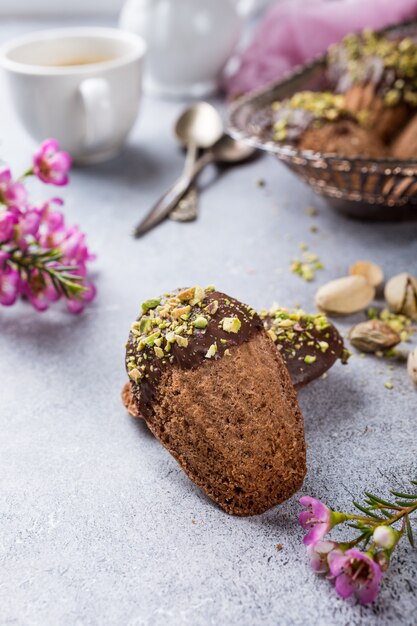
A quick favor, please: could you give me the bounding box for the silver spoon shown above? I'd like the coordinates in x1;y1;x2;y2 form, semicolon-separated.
169;102;223;222
133;135;257;238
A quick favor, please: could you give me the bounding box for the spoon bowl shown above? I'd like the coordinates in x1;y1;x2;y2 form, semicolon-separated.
210;134;257;163
175;101;223;149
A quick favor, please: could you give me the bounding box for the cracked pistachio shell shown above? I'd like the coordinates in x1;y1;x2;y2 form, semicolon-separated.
384;273;417;320
349;320;401;353
315;275;375;315
408;347;417;386
349;260;384;288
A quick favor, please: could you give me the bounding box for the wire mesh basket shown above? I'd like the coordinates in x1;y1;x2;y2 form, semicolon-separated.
228;25;417;221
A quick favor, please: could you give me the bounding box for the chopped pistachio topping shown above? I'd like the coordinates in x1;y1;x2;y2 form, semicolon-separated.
206;300;219;315
192;286;206;303
142;298;160;313
291;246;324;282
259;305;335;361
304;355;317;364
129;368;141;382
205;342;217;359
329;29;417;106
221;317;242;333
267;328;278;342
194;316;208;329
178;287;196;302
306;206;319;217
367;307;416;335
175;334;188;348
271;91;351;141
127;286;256;387
172;305;191;318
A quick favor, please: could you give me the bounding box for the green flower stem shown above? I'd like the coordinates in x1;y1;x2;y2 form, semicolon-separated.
20;167;34;179
5;245;86;299
346;500;417;529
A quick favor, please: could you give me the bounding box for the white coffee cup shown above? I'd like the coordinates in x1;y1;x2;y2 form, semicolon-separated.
1;27;146;163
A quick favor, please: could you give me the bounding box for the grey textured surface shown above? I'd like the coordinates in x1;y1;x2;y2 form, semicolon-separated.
1;18;417;626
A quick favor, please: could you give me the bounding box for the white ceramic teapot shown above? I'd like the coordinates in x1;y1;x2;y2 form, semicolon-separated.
119;0;263;96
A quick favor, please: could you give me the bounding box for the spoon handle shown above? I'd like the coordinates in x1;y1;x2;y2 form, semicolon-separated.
170;141;199;223
184;141;198;173
133;152;212;238
169;186;198;222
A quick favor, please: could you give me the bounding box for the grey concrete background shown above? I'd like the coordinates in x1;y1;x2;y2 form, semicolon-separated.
1;18;417;626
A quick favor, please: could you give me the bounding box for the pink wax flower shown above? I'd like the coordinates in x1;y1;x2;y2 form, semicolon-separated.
0;211;17;242
299;496;344;545
307;540;342;575
37;212;68;251
39;199;65;233
61;226;95;265
17;208;42;238
33;139;72;186
0;139;95;314
21;271;60;312
0;168;26;208
329;549;382;605
67;280;96;314
0;266;20;306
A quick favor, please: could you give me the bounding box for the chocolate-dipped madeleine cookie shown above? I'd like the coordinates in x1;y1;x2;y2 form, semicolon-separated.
259;306;348;389
269;91;385;157
327;30;417;141
124;286;306;516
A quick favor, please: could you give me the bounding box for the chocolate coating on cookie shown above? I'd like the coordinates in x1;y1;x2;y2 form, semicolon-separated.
125;287;263;420
250;91;385;156
270;91;354;144
260;306;347;389
250;91;356;145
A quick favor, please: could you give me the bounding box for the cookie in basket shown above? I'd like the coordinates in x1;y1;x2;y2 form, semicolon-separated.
327;29;417;142
269;91;386;157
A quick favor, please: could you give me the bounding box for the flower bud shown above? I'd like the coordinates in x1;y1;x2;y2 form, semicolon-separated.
373;525;398;550
374;550;390;572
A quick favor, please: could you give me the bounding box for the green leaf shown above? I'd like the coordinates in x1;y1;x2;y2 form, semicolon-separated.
49;273;62;296
353;501;383;519
365;492;396;508
38;270;47;288
58;274;84;282
391;491;417;499
347;523;366;530
396;500;417;508
59;281;69;298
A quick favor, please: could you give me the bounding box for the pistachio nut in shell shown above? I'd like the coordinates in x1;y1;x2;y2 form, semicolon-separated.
384;273;417;320
349;260;384;288
407;347;417;386
349;320;401;353
315;275;375;315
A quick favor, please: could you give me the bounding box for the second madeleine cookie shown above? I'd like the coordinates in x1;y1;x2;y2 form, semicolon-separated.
125;286;306;516
270;91;385;157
